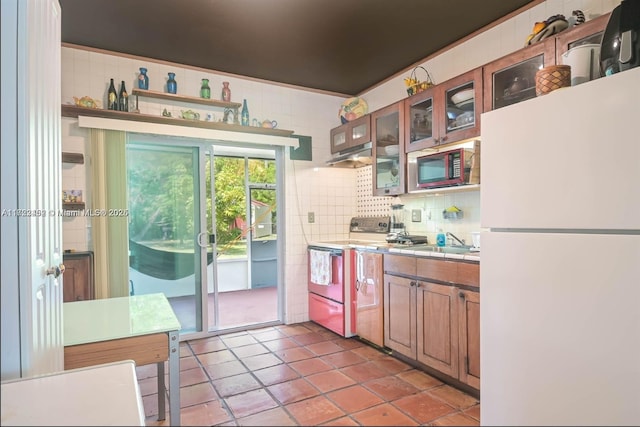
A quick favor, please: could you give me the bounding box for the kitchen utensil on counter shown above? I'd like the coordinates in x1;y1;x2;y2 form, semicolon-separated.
387;204;406;241
471;231;480;249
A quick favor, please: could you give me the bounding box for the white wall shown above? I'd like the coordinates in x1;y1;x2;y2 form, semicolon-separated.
61;0;619;325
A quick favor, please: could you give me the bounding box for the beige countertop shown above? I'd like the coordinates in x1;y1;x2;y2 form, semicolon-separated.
387;246;480;262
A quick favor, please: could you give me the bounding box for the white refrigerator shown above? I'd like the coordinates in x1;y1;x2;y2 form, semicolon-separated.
480;67;640;426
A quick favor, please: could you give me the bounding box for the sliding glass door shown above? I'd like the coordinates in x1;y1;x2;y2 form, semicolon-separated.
127;143;204;332
207;154;279;330
126;137;281;337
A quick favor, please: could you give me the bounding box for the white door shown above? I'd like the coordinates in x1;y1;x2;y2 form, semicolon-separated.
0;0;63;379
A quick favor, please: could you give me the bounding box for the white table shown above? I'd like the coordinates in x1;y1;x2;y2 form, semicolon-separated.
1;360;145;426
63;293;181;426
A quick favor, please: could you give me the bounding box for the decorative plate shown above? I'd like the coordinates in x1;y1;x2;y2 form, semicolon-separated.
339;97;368;124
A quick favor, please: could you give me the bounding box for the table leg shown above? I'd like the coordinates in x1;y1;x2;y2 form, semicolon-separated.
157;361;165;421
168;330;180;426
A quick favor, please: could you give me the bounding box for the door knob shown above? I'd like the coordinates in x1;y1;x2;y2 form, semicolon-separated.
46;264;65;278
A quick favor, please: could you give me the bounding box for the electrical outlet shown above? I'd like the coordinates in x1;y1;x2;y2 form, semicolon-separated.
308;212;315;223
412;209;421;222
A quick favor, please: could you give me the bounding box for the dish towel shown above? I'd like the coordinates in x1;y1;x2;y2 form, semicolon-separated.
310;249;332;286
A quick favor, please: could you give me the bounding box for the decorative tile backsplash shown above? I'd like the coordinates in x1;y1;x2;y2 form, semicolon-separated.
355;166;480;245
356;166;394;216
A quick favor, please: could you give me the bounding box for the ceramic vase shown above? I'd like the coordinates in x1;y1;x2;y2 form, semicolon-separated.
167;72;177;94
222;81;231;102
138;67;149;90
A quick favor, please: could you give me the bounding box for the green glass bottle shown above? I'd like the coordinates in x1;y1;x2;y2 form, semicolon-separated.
241;99;249;126
118;80;128;112
200;78;210;99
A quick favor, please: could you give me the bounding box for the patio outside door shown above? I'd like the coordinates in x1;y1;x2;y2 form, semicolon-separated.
127;142;204;333
127;139;281;337
207;153;279;331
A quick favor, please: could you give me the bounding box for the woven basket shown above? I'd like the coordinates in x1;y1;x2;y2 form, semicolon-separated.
405;66;435;96
535;65;571;96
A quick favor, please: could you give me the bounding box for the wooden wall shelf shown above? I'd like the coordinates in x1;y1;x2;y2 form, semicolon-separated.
63;202;85;211
131;88;242;109
62;152;84;164
61;104;295;137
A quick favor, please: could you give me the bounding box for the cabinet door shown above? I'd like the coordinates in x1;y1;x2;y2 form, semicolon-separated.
458;289;480;389
330;122;349;154
371;102;405;196
555;13;609;64
356;251;384;347
437;67;483;146
330;115;371;154
404;86;436;152
483;38;555;112
416;281;459;378
348;115;371;148
383;274;416;358
62;253;94;302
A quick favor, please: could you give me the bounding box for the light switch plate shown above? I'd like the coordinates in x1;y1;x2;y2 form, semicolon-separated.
412;209;421;222
308;212;315;223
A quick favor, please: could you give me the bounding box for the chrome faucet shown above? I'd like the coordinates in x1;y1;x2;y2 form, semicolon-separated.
446;231;466;246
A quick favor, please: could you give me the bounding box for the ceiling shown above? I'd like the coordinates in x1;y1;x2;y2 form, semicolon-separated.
59;0;536;96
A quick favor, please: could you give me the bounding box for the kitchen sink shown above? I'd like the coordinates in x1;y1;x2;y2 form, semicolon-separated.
409;244;476;254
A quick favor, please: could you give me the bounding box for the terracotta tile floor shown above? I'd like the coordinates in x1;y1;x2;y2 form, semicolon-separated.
139;322;480;426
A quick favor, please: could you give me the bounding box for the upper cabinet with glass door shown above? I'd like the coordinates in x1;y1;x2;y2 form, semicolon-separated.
372;101;405;196
554;13;609;65
330;115;371;154
404;85;436;152
483;38;555;112
406;68;483;152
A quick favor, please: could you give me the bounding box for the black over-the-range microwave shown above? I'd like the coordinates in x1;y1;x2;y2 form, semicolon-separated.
407;143;479;192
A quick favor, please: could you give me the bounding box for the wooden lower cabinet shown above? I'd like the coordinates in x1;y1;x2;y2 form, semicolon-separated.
384;275;417;357
383;253;479;389
458;288;480;389
62;252;95;302
417;281;459;378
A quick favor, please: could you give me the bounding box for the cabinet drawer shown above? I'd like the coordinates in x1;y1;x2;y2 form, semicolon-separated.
457;262;479;288
416;257;458;283
384;254;416;276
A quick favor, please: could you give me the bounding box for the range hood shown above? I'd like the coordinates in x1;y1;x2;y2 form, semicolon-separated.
326;142;372;168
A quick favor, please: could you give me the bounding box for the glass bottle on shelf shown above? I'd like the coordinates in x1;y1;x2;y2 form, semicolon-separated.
118;80;128;112
166;72;177;94
107;78;118;110
221;81;231;101
200;78;211;99
241;99;249;126
138;67;149;90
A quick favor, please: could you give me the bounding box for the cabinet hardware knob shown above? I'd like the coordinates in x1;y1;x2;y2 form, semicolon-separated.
409;281;416;287
459;291;465;299
415;281;421;288
355;280;360;291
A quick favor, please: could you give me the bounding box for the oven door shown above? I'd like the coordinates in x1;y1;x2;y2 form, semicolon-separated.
308;246;344;303
308;293;344;336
